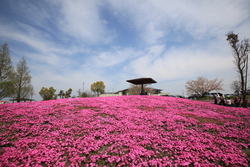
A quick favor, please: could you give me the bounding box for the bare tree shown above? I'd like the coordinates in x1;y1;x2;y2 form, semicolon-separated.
227;32;250;107
76;89;81;97
185;76;224;96
230;81;241;95
128;84;154;95
10;56;34;102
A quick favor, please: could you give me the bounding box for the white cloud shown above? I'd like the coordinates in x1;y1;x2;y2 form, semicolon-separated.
107;0;250;44
126;44;234;82
86;47;143;68
56;0;113;44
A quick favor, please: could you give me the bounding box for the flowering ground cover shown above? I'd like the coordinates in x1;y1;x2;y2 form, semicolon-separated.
0;95;249;166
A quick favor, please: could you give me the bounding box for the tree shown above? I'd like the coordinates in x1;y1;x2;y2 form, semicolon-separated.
76;89;93;97
185;76;224;97
10;56;34;102
65;88;72;98
58;88;72;98
76;89;81;97
230;80;241;95
128;84;154;95
58;90;64;98
91;81;105;96
39;87;56;100
0;43;14;99
227;32;250;107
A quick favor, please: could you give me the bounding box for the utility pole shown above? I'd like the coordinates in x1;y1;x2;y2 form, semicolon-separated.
82;82;84;93
245;54;248;106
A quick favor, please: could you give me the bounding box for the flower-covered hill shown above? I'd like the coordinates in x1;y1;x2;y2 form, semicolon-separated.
0;95;249;166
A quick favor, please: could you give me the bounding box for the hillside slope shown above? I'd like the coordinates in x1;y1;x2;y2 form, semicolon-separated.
0;96;249;166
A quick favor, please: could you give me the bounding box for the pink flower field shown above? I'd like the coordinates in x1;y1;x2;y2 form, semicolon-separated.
0;95;249;166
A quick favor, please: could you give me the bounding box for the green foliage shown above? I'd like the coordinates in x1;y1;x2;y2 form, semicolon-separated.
0;43;34;101
58;90;64;99
65;88;72;98
76;89;93;98
9;56;34;102
226;32;239;46
91;81;105;96
0;81;14;99
58;88;72;98
39;87;56;100
80;92;88;97
0;42;14;100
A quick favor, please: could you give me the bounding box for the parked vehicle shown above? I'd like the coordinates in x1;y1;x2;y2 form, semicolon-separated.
176;95;185;98
224;94;233;97
204;93;213;97
188;94;200;99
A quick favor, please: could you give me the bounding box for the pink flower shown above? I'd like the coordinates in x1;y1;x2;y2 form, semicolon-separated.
0;95;249;166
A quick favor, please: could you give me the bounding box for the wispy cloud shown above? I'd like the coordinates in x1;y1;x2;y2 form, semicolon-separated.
108;0;250;43
55;0;114;44
126;44;233;81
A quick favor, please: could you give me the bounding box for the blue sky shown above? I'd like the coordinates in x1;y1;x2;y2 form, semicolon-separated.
1;0;250;100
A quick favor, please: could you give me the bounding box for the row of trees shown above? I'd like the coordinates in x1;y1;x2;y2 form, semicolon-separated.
39;81;106;100
0;43;34;102
75;81;106;98
185;32;249;107
39;87;73;100
90;81;155;96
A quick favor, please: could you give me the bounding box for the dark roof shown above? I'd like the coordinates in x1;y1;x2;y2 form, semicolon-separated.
126;77;157;85
9;98;35;101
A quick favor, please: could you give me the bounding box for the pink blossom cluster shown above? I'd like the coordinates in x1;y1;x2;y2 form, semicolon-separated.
0;95;249;166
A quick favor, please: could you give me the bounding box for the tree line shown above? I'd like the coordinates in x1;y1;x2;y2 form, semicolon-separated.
39;87;73;100
0;42;108;102
38;81;157;100
39;81;106;100
0;43;34;102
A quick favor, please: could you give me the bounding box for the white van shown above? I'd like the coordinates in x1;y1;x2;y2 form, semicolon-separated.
204;93;213;97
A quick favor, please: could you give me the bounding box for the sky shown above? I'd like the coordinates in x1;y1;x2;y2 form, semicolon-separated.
0;0;250;101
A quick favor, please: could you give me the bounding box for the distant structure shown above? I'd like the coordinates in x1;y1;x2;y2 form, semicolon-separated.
9;98;35;103
115;88;162;95
126;77;157;95
99;77;170;97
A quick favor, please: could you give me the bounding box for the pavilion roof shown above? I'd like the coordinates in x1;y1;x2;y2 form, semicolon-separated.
126;77;157;85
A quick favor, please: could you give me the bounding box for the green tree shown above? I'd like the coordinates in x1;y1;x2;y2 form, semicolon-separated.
227;32;250;108
58;90;64;98
0;43;14;99
65;88;72;98
10;56;34;102
91;81;105;96
39;87;56;100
